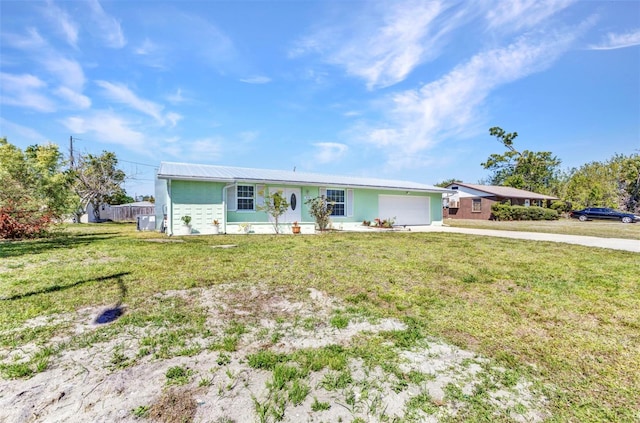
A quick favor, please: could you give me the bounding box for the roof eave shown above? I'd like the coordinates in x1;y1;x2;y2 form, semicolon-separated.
157;174;451;193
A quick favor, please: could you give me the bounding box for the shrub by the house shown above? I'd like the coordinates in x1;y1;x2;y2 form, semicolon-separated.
491;203;559;221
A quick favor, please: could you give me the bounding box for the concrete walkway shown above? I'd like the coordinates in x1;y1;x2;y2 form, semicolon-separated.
405;225;640;253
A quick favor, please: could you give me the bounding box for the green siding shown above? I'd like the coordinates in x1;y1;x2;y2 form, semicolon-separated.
172;180;223;204
166;180;444;232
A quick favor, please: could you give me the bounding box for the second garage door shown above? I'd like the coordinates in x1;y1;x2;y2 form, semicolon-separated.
378;195;430;226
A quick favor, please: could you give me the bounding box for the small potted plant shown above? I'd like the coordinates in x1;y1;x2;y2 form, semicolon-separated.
180;215;192;235
292;221;301;234
212;219;220;234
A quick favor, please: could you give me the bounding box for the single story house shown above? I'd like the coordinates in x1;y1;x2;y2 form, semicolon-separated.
155;162;453;235
443;182;558;220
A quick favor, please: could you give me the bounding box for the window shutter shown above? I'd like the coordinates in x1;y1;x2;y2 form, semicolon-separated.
347;189;354;217
256;185;265;209
226;185;237;211
319;188;326;198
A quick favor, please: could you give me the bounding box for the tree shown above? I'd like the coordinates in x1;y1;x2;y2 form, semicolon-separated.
305;196;334;231
435;178;462;188
562;153;640;212
0;138;74;238
73;151;127;222
482;127;561;194
257;189;289;234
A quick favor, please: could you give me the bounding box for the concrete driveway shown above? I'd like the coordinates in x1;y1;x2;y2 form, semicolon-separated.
405;225;640;253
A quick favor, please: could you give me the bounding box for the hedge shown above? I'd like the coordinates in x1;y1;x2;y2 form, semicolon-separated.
491;203;559;221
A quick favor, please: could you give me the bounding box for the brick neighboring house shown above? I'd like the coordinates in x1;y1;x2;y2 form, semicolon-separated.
443;182;558;220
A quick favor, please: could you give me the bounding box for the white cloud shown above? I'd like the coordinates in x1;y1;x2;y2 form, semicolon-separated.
0;117;47;142
87;0;126;48
291;1;464;89
62;110;147;151
2;27;88;110
44;0;79;47
356;27;583;167
134;38;158;56
165;112;183;128
166;89;186;104
588;29;640;50
239;76;272;84
42;56;86;91
96;80;177;126
312;142;348;164
238;131;259;143
0;72;56;112
187;138;223;161
2;28;47;50
54;86;91;109
485;0;575;32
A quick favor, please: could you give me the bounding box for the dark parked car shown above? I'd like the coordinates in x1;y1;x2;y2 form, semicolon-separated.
570;207;640;223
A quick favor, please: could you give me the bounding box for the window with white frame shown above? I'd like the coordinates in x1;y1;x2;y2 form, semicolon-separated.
326;189;345;216
472;198;482;212
237;185;254;210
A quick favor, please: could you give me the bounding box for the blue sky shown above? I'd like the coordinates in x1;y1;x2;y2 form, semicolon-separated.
1;0;639;197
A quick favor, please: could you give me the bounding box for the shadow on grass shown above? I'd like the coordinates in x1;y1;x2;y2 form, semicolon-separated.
0;233;120;258
0;272;131;302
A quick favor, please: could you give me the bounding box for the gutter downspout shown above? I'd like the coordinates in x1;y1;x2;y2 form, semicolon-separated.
222;183;236;234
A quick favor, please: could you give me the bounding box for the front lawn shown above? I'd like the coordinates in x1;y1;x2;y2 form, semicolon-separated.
445;217;640;240
1;224;638;422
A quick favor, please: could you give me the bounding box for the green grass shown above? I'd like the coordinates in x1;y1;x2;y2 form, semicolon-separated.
1;222;639;421
445;217;640;239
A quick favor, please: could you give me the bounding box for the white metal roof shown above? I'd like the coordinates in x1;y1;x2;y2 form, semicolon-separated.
157;162;451;193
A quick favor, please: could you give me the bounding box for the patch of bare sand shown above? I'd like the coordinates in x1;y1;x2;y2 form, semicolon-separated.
0;284;548;422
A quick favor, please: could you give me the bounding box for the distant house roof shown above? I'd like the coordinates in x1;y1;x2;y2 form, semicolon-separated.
157;162;452;194
446;182;558;200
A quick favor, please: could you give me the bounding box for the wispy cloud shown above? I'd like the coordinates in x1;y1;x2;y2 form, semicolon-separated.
291;1;465;89
134;38;159;56
0;72;56;112
312;142;348;164
2;27;88;111
166;88;187;104
54;86;91;109
87;0;126;48
96;80;181;127
43;0;79;48
62;110;147;151
240;76;271;84
588;29;640;50
2;28;47;50
43;56;86;91
485;0;575;32
133;38;168;69
0;117;47;142
356;27;585;169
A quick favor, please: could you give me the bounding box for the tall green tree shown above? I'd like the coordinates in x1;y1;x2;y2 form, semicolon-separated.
73;151;128;221
0;138;74;238
482;127;561;194
562;153;640;212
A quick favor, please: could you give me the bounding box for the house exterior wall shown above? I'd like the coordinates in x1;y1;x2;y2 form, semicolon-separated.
159;179;444;234
444;196;497;220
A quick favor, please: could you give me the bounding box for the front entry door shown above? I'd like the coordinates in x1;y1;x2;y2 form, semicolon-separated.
283;188;301;223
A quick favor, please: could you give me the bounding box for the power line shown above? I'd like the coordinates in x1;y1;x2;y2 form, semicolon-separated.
118;159;158;168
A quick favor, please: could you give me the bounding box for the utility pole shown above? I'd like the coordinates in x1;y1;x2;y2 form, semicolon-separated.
69;136;81;170
69;135;74;170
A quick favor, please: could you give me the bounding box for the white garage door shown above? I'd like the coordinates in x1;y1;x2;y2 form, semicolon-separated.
378;195;430;226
